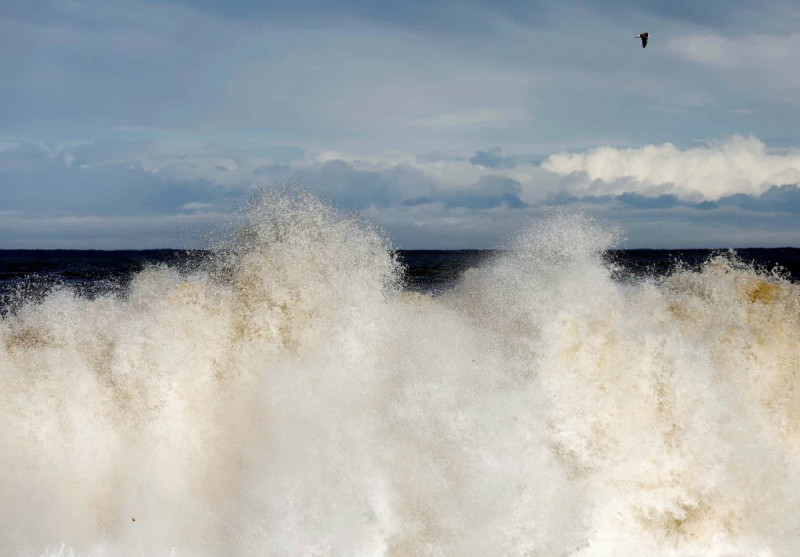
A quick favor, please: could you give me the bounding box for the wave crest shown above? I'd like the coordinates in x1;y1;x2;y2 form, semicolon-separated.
1;193;799;556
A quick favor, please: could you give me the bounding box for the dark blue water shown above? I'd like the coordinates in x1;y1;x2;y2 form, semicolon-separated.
400;248;800;291
1;248;799;313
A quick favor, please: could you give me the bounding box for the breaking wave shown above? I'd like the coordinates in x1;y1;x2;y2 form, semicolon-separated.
2;192;799;556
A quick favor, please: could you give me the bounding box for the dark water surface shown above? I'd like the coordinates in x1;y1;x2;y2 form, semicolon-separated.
402;248;800;290
1;248;799;312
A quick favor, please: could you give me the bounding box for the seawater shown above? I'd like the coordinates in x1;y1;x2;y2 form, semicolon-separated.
1;192;799;556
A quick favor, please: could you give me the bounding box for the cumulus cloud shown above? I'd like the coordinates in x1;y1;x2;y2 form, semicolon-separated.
542;135;800;200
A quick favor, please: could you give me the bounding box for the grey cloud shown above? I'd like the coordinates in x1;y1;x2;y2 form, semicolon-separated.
7;0;773;155
469;149;518;169
293;160;436;209
295;160;526;210
70;140;157;165
172;0;550;34
570;185;800;215
0;212;224;250
414;153;466;164
0;142;56;171
370;197;800;250
541;186;800;215
253;164;291;177
443;175;525;209
173;0;777;33
616;193;681;209
255;145;306;164
0;142;52;160
605;204;800;249
698;184;800;215
0;155;245;217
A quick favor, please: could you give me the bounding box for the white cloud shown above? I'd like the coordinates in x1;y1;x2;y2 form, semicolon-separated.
542;135;800;200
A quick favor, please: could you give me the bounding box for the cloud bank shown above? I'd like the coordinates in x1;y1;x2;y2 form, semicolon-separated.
2;135;800;248
543;135;800;200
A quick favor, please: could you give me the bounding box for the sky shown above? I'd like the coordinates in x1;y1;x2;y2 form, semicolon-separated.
3;0;800;248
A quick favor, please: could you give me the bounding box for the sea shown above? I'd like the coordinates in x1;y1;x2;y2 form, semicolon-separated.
3;248;799;309
2;192;799;556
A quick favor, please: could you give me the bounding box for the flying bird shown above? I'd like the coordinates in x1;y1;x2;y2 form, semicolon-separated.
635;32;649;48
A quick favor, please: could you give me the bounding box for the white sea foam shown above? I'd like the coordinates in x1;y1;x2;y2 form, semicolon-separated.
1;192;799;556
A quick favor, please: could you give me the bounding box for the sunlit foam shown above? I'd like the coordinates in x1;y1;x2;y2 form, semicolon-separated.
1;192;798;556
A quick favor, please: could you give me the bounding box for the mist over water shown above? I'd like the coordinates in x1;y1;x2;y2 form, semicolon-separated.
2;192;799;556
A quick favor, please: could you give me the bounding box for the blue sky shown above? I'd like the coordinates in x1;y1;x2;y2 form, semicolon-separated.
3;0;800;248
